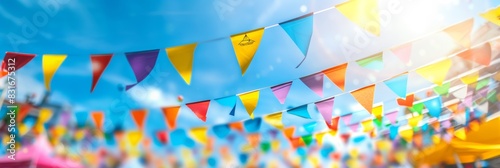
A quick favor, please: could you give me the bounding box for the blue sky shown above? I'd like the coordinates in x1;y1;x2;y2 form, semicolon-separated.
1;0;500;161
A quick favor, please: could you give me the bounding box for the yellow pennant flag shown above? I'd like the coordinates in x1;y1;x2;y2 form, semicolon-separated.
271;140;280;152
361;120;374;132
230;28;265;75
43;54;67;91
400;129;414;143
238;90;260;119
336;0;380;36
127;131;143;147
19;124;29;136
460;71;479;84
315;132;327;146
38;108;53;124
454;128;467;140
480;6;500;27
415;59;452;86
408;115;423;128
166;43;197;85
263;112;284;129
75;129;86;141
189;127;208;145
372;105;383;119
432;134;441;144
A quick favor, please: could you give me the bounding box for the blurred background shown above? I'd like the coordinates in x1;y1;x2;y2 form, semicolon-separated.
1;0;500;167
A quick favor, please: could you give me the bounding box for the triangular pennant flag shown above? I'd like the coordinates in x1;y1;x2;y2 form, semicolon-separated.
372;105;383;118
480;6;500;27
74;112;88;128
400;129;414;143
356;52;384;70
454;128;466;140
300;73;324;97
279;14;314;67
213;124;231;139
348;123;359;132
302;122;317;134
229;122;244;132
260;142;271;153
42;54;67;91
409;102;424;115
460;71;479;84
186;100;211;122
244;118;262;133
453;86;468;99
408;115;423;128
457;42;491;66
131;109;147;130
446;102;459;114
323;63;348;91
373;118;383;128
336;0;380;36
415;59;452;86
91;111;104;130
340;134;351;144
397;94;414;107
189;127;208;145
389;124;399;140
166;43;197;84
301;135;314;146
443;18;473;48
127;131;143;147
384;73;408;98
263;112;284;129
283;127;295;139
162;106;180;129
215;96;237;116
351;84;376;113
341;114;352;125
156;131;168;145
361;120;374;132
2;52;36;77
423;96;443;118
315;97;334;125
247;133;260;147
391;43;412;65
315;132;327;146
328;116;340;131
239;153;249;164
386;111;398;124
476;78;490;91
433;82;450;96
125;49;159;90
90;54;112;92
230;28;265;75
271;82;292;104
238;90;260;119
287;105;311;119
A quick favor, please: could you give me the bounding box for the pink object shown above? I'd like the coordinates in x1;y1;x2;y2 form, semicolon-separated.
386;111;399;124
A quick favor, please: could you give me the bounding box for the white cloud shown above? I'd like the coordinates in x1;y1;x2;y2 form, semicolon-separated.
128;86;179;108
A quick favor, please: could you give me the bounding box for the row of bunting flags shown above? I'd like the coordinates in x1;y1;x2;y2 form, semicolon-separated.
3;4;500;92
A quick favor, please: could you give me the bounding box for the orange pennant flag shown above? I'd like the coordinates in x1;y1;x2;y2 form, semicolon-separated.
350;84;375;113
447;102;460;114
91;111;104;130
247;133;260;147
283;127;295;139
229;122;244;132
322;63;348;91
457;42;491;66
162;106;180;129
444;18;473;48
131;109;147;130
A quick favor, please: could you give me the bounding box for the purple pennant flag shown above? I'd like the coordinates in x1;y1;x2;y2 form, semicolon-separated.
386;111;399;124
349;123;359;132
125;49;160;90
315;97;334;125
341;114;352;125
300;72;324;97
271;82;293;104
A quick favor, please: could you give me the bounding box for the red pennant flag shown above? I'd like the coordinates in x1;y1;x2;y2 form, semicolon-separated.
340;134;350;144
323;63;348;91
156;131;168;144
327;116;340;131
90;54;112;92
131;109;147;129
162;106;180;129
397;94;414;107
186;100;211;122
2;52;36;77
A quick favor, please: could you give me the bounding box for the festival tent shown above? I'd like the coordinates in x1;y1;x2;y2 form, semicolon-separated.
414;115;500;166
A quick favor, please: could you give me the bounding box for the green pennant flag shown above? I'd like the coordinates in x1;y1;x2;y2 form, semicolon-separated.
302;135;314;146
260;142;271;153
409;103;424;115
433;82;450;96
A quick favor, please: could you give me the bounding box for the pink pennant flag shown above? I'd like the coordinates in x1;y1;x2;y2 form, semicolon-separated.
315;97;335;125
271;82;292;104
441;120;451;128
300;72;324;97
349;123;359;132
341;114;352;125
391;43;412;65
463;96;473;108
386;111;398;124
